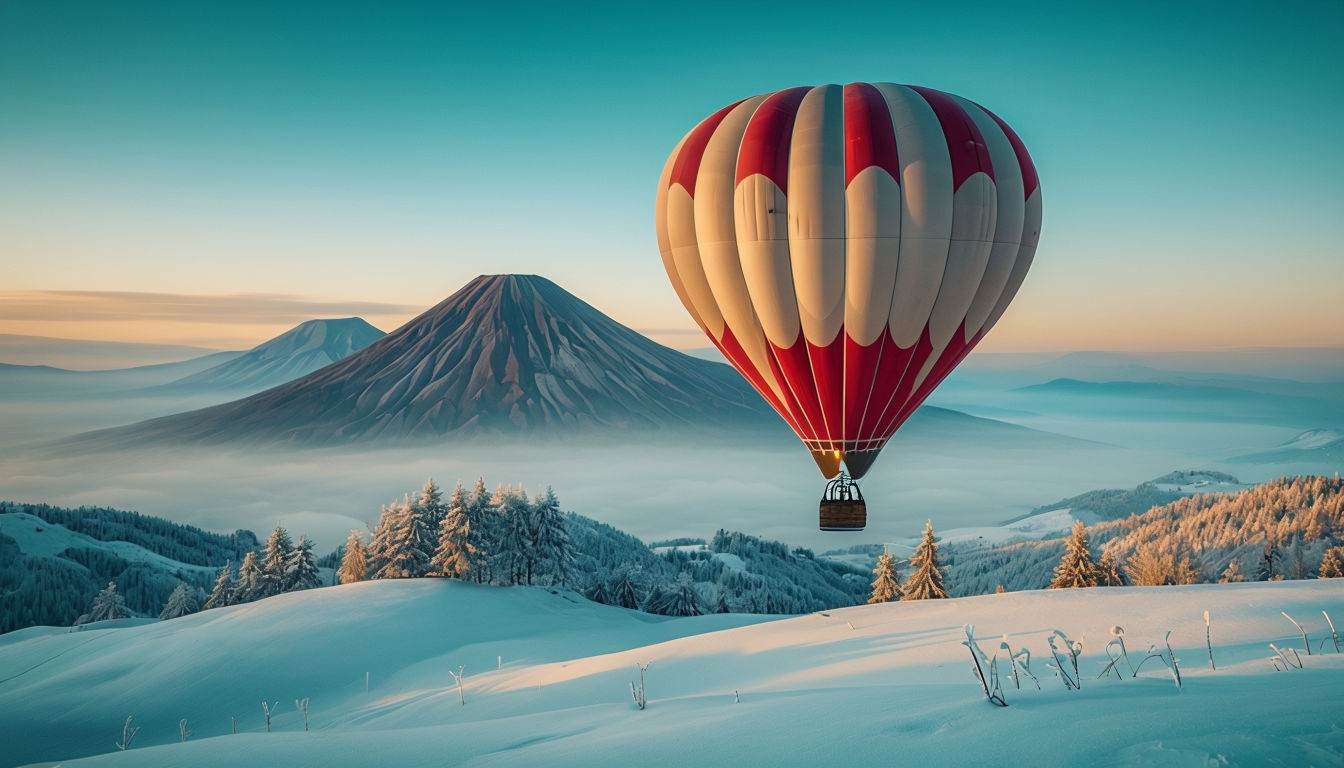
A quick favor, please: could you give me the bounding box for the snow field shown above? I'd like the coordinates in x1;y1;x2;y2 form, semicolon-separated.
1;579;1341;767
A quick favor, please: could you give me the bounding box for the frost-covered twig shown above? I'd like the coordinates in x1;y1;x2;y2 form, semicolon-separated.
630;661;650;710
962;625;1007;706
450;666;466;706
1282;612;1312;655
1097;626;1131;680
1323;611;1340;654
1133;631;1181;689
1204;611;1216;671
295;698;309;731
1269;643;1303;670
179;718;191;742
115;715;139;751
261;700;279;732
1046;630;1081;690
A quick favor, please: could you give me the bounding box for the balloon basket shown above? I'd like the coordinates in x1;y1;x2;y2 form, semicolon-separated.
819;473;866;531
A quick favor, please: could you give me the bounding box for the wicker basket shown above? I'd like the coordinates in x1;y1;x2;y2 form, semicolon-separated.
819;500;867;531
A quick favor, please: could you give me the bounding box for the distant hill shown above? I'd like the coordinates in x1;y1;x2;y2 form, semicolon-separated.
66;275;782;448
943;474;1344;595
1229;429;1344;465
162;317;384;392
0;503;262;633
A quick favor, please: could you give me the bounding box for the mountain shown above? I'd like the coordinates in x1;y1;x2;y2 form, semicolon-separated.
0;579;1338;767
66;275;781;448
162;317;384;392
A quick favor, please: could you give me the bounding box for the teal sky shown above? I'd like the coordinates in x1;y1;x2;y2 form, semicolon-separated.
2;0;1341;351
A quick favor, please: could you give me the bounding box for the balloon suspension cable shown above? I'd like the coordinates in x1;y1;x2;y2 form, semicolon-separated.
822;472;864;503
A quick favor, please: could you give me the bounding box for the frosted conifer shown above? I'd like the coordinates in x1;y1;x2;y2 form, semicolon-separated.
159;583;201;620
1320;546;1344;579
372;497;432;579
79;581;131;624
902;521;948;600
413;478;447;560
235;551;266;602
430;483;479;579
1220;558;1248;583
204;560;235;609
337;530;368;584
285;535;322;591
260;525;294;596
868;546;902;603
531;486;573;586
1049;521;1099;589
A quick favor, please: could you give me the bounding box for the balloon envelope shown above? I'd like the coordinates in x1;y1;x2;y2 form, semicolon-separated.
655;83;1041;479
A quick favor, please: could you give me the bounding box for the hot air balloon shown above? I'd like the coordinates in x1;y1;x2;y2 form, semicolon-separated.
654;83;1041;530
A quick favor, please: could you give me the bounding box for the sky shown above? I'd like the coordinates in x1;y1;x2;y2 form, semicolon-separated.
2;0;1342;353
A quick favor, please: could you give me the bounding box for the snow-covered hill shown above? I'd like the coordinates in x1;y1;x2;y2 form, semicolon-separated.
1;579;1340;767
163;317;384;392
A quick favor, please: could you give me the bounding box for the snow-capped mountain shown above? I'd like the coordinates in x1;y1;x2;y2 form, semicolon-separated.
71;275;780;447
163;318;384;392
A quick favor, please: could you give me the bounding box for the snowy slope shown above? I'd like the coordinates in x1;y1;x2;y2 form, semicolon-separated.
1;579;1341;767
0;512;216;579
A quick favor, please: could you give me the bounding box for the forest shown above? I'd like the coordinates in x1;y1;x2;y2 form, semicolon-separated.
5;473;1343;634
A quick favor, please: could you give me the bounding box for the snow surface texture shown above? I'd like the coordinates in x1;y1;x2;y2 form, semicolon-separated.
1;580;1341;767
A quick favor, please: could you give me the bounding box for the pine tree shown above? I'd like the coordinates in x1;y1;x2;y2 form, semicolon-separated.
430;483;479;579
372;497;432;579
1049;521;1099;588
235;551;266;602
285;535;322;591
79;581;131;624
609;566;641;609
1319;546;1344;578
413;478;447;565
159;583;201;620
1096;551;1126;586
648;574;703;616
337;530;368;584
531;487;573;586
868;546;902;603
902;521;948;600
1124;541;1173;586
260;525;294;596
467;477;495;583
494;487;534;585
204;560;235;609
1220;558;1248;583
1256;533;1281;581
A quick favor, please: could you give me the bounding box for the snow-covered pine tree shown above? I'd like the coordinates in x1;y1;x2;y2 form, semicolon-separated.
609;565;642;609
1220;558;1248;582
1096;551;1126;586
373;496;433;579
494;486;535;585
1256;533;1281;581
868;546;902;603
365;503;396;578
337;530;368;584
531;487;573;587
467;477;496;583
901;521;948;600
285;535;322;591
78;581;131;625
430;482;479;579
649;573;703;616
159;582;201;620
260;525;294;596
1319;546;1344;578
1124;541;1174;586
413;478;447;564
234;550;266;602
1049;521;1100;589
204;560;235;609
584;572;611;604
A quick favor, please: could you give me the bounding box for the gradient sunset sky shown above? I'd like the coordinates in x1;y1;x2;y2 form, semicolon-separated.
2;1;1341;353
